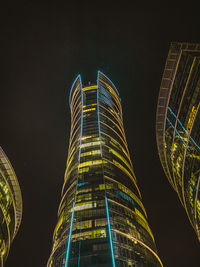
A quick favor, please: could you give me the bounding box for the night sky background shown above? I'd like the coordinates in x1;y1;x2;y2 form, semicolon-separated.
1;1;200;267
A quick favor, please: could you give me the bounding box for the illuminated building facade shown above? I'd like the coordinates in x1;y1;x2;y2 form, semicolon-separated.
0;147;22;266
156;42;200;240
48;71;163;266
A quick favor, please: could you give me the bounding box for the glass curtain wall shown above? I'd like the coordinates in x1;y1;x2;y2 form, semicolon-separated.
156;42;200;240
48;71;163;267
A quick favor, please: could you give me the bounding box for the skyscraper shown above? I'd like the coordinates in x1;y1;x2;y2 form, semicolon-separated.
0;147;23;266
156;42;200;240
48;71;163;267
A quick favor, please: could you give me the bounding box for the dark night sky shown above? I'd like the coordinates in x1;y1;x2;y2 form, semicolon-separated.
1;1;200;267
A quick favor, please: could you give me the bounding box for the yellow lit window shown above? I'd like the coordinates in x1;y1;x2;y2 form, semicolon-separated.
92;228;106;238
81;135;93;140
80;141;101;148
73;201;96;211
77;193;92;202
99;184;105;190
78;167;89;173
78;160;106;169
71;228;106;242
83;104;96;108
82;85;97;91
80;150;101;157
95;218;106;227
83;108;96;113
106;183;113;190
75;220;92;230
78;187;92;193
93;184;106;191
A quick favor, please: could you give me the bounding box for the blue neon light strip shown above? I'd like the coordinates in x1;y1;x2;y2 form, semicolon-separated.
115;190;135;206
105;196;115;267
77;182;87;187
64;201;75;267
168;107;200;151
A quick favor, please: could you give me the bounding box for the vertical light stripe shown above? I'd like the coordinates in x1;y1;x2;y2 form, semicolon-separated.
64;201;75;267
78;77;84;161
105;196;115;267
97;72;103;156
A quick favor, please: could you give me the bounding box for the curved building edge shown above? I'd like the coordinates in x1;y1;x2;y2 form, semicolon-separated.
0;147;23;265
156;42;200;240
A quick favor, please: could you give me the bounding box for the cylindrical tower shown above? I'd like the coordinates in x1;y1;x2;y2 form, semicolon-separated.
48;71;163;267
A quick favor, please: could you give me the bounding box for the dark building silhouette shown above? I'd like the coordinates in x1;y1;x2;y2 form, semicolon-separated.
156;42;200;240
48;71;163;266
